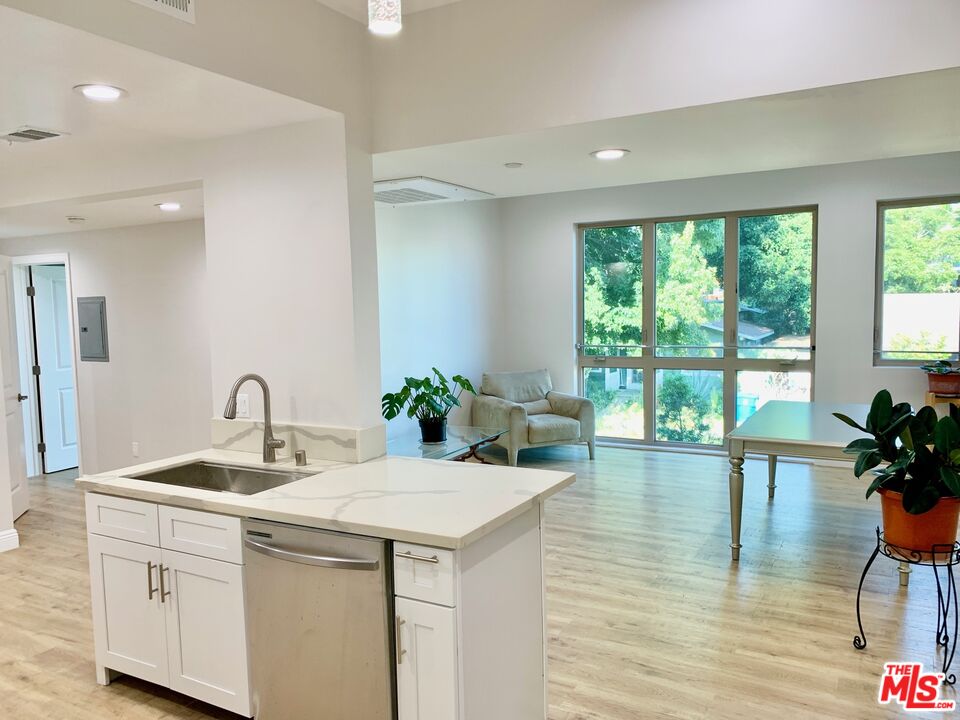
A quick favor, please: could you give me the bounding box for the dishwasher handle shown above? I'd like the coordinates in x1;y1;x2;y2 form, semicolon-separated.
244;537;380;571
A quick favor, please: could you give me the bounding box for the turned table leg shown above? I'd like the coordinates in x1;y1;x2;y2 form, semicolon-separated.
729;444;745;562
767;455;777;500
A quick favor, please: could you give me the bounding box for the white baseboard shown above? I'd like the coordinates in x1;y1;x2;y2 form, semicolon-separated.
0;529;20;553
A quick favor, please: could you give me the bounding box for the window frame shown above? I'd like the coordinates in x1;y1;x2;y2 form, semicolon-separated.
577;204;818;450
873;195;960;368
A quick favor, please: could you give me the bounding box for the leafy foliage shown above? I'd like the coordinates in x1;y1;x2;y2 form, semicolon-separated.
656;373;711;443
381;368;476;422
835;390;960;514
883;203;960;295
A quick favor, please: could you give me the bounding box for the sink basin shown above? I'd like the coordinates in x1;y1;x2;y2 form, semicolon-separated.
129;461;313;495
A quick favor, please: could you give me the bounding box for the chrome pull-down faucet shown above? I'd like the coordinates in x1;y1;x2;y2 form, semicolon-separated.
223;373;285;463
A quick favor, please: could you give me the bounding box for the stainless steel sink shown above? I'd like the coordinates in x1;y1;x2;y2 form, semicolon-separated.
129;461;313;495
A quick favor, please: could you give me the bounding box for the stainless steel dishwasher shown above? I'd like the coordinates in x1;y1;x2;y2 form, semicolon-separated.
242;519;395;720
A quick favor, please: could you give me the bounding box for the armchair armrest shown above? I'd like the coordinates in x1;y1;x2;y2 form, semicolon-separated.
547;391;595;428
471;394;527;440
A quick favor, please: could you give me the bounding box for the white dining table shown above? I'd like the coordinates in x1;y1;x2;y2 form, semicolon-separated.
727;400;868;561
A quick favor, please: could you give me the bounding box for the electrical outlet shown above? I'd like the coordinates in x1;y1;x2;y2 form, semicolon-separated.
236;393;250;419
132;441;140;457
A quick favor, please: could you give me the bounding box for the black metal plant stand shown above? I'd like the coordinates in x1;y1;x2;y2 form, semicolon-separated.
853;527;960;685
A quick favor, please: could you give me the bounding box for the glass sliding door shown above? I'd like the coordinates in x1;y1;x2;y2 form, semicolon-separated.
578;207;816;449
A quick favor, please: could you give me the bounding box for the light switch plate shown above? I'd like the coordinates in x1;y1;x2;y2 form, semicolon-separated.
236;393;250;418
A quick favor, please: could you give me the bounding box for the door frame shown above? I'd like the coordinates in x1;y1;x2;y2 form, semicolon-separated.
11;254;84;476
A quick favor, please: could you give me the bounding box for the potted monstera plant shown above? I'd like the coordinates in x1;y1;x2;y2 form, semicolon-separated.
922;360;960;397
835;390;960;555
381;368;476;443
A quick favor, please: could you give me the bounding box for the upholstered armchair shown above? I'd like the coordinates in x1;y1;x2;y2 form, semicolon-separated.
471;369;595;466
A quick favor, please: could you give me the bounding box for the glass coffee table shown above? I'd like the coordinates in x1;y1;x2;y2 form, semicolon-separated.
387;425;507;463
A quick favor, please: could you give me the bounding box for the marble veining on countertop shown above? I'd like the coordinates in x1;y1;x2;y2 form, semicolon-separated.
76;449;575;549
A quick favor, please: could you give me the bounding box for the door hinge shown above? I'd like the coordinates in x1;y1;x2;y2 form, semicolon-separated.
37;442;46;454
32;365;40;376
26;286;35;297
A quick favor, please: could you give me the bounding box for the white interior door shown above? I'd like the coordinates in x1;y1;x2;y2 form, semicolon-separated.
0;257;29;519
32;265;78;473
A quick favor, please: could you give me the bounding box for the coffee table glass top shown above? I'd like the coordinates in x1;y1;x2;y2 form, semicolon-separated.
387;425;507;460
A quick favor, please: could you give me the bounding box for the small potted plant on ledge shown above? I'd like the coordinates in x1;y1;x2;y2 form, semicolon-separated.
922;360;960;398
835;390;960;557
381;368;477;444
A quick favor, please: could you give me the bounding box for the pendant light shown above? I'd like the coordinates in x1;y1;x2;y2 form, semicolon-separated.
368;0;402;35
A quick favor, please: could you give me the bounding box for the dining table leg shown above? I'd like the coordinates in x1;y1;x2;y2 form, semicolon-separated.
767;454;777;500
729;440;745;561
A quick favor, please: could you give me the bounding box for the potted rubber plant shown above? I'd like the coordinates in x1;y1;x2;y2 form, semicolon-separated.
381;368;476;443
835;390;960;555
922;360;960;397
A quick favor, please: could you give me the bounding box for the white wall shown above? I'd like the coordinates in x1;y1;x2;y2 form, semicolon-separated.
203;119;382;431
496;151;960;411
0;220;211;474
373;0;960;151
376;200;503;437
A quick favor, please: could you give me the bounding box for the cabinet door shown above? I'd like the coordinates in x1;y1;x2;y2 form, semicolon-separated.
161;549;251;717
87;534;167;686
396;597;459;720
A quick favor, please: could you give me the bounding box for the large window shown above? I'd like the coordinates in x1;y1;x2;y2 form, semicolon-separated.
875;198;960;364
578;207;816;448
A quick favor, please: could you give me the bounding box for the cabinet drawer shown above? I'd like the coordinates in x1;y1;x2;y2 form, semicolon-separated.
394;542;457;607
86;493;159;546
159;506;242;564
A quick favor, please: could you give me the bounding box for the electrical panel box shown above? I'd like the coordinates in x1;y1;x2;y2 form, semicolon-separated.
77;296;109;362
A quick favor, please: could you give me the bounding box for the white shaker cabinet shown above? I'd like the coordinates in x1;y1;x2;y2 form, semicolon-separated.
85;494;252;717
87;533;168;687
162;549;250;714
394;505;548;720
395;597;459;720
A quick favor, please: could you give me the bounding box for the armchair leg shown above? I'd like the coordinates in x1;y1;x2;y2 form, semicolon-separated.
508;447;519;466
587;439;595;460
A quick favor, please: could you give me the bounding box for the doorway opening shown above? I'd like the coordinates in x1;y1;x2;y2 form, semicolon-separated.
13;262;79;476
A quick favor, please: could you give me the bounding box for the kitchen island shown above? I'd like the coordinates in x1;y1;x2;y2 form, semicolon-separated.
78;450;574;720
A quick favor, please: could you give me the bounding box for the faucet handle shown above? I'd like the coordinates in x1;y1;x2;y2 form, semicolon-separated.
267;437;286;449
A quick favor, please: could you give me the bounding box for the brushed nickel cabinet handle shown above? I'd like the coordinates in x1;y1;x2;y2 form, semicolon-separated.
395;550;439;565
159;564;171;603
147;561;158;600
396;616;406;665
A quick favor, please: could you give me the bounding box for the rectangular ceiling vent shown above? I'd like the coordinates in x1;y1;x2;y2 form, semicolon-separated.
1;126;64;144
374;177;493;205
128;0;196;23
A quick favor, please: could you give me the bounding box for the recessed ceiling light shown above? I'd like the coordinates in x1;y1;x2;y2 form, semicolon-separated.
73;84;127;102
368;0;402;35
155;202;181;212
66;216;86;224
591;148;631;161
504;162;524;169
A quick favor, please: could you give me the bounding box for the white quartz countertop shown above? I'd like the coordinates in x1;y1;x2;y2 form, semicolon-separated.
76;449;575;549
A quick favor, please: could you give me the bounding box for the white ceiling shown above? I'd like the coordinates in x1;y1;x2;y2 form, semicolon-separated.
0;184;204;240
0;4;331;232
316;0;464;23
373;67;960;199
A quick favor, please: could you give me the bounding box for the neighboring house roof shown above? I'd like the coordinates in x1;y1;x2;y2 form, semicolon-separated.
701;320;774;342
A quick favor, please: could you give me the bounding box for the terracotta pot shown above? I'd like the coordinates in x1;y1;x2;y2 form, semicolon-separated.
927;372;960;397
879;488;960;559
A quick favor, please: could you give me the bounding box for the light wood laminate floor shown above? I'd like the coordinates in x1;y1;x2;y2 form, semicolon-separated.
1;451;956;719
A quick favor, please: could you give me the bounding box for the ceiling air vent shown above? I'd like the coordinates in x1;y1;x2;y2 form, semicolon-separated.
1;126;64;144
374;177;493;205
128;0;196;23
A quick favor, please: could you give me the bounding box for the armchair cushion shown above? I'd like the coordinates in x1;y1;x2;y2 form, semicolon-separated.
481;370;553;404
528;414;580;444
